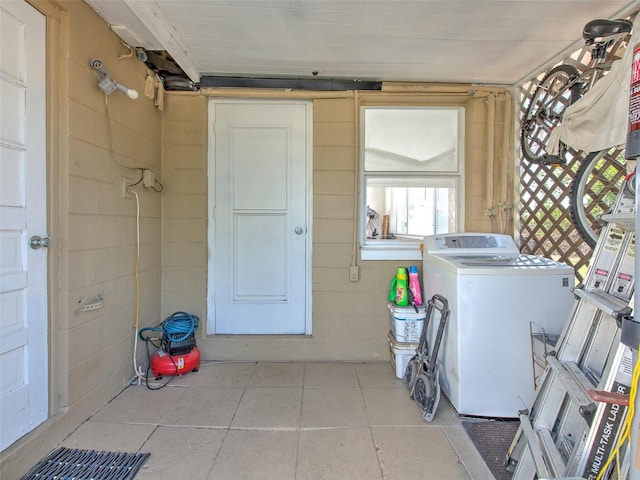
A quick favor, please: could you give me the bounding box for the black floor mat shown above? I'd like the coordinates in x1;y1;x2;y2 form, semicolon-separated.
462;419;519;480
20;447;150;480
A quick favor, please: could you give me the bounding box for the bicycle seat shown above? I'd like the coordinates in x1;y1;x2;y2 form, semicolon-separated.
583;18;632;45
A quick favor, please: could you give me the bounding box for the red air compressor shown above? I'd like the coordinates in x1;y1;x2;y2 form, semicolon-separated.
150;345;201;379
140;312;201;379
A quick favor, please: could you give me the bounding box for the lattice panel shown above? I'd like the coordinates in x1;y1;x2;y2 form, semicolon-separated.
518;72;628;283
518;15;636;283
520;157;592;282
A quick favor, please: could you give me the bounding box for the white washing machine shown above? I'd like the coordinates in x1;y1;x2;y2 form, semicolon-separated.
423;233;575;418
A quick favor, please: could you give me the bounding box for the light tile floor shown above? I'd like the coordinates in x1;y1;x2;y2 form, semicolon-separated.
59;362;496;480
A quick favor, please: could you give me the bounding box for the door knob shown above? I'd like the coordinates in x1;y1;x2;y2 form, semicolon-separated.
294;226;305;235
29;235;52;250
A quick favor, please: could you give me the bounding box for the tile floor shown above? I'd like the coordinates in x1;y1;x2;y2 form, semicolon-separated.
58;362;496;479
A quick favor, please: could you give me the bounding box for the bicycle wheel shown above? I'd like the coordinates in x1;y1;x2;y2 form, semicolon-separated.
570;148;627;248
521;64;580;164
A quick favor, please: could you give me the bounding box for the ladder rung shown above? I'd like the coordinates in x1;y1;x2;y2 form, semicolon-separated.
537;428;566;478
546;357;595;412
519;412;552;479
573;288;632;320
563;362;598;404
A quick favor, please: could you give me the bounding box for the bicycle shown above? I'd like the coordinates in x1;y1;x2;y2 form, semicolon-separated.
570;147;630;247
520;18;633;247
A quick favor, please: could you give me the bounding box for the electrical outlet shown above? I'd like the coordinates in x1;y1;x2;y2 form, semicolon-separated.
349;265;359;282
121;177;132;198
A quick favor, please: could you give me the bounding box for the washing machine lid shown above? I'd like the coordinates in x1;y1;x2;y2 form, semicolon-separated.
424;233;519;257
427;253;574;275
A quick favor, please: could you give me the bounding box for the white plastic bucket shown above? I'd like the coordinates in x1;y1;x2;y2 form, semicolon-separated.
387;332;417;379
388;302;426;343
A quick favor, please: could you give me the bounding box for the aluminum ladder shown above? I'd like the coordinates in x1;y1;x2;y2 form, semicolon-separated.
507;182;636;480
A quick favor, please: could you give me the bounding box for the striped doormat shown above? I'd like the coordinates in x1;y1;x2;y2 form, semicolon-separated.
462;419;519;480
20;447;150;480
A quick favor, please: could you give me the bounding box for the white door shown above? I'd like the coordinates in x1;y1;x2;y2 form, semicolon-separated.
208;101;311;334
0;1;48;451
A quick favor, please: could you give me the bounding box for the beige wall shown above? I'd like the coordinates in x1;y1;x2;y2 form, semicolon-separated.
1;1;163;476
1;2;513;476
63;0;163;410
161;88;514;361
161;95;208;318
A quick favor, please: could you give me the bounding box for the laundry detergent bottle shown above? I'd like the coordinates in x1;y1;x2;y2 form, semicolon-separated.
408;265;422;306
395;267;409;306
387;276;397;302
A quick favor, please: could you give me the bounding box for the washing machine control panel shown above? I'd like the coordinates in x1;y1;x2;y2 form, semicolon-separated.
424;233;519;257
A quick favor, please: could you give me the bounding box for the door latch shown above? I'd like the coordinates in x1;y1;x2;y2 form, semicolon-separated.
29;235;52;250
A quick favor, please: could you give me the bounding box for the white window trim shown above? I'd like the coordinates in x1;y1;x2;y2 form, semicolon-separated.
361;241;425;261
359;106;465;261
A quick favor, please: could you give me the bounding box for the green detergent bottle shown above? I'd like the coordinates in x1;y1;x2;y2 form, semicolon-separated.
394;267;409;306
387;276;397;302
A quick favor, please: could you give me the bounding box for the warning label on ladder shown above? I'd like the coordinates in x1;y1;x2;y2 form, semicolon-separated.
583;347;633;479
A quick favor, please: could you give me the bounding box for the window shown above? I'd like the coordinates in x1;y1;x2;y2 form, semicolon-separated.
361;107;464;260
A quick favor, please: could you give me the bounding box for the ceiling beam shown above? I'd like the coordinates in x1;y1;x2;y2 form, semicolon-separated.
123;0;200;83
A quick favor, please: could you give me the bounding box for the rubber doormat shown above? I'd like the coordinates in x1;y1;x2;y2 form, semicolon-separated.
462;419;519;480
20;447;150;480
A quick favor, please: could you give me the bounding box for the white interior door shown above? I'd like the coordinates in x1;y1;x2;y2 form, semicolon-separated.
0;0;48;451
208;101;311;334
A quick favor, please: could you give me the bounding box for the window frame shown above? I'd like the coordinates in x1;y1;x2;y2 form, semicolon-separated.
359;105;465;261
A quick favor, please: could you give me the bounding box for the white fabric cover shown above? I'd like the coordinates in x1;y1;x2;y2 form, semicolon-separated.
547;16;640;154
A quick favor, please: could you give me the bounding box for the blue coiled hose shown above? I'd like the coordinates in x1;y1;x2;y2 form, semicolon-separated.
138;311;199;343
